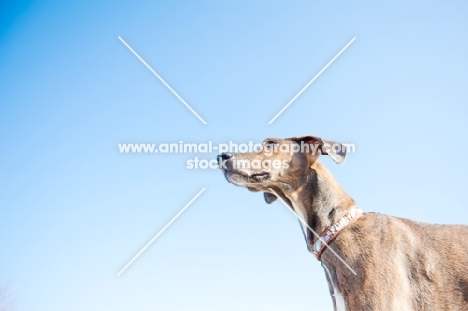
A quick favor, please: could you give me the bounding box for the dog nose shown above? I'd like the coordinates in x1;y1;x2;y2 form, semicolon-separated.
217;152;233;162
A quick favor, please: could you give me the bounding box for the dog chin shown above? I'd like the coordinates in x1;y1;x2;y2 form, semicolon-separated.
225;171;248;186
224;170;270;186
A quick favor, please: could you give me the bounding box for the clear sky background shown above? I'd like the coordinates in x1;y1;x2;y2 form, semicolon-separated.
1;0;468;310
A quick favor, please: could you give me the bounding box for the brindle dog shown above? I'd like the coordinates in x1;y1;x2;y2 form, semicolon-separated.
218;135;468;311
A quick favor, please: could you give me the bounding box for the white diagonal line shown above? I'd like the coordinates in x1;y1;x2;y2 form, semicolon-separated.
117;188;206;276
118;36;207;125
269;188;357;275
268;37;356;124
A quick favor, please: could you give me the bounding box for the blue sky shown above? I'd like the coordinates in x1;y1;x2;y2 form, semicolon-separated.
1;0;468;310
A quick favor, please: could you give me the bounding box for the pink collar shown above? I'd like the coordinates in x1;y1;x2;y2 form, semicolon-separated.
312;207;364;260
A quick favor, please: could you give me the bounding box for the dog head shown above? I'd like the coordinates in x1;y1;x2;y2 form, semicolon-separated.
218;135;348;203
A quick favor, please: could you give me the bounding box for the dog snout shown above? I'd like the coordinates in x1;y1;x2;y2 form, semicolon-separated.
218;152;233;161
217;153;233;169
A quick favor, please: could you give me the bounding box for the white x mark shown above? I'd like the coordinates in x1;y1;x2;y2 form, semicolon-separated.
116;36;357;276
117;188;206;276
118;36;207;124
268;37;356;124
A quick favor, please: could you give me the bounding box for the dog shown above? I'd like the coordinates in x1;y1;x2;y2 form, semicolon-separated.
218;135;468;310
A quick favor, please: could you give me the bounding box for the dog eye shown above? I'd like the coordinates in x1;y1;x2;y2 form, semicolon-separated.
263;141;277;150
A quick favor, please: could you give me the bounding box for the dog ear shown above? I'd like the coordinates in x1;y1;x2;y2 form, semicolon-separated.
264;192;277;204
291;135;347;165
321;138;347;164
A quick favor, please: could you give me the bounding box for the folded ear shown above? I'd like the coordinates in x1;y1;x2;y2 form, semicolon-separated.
320;139;347;164
264;192;277;204
290;135;347;165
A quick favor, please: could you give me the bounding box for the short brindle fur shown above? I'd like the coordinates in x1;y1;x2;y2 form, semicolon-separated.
218;135;468;311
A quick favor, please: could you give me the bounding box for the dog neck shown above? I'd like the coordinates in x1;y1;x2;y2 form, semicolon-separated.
280;161;357;250
272;161;359;310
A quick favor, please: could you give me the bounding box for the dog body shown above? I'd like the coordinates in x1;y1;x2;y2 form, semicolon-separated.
219;135;468;310
321;210;468;310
